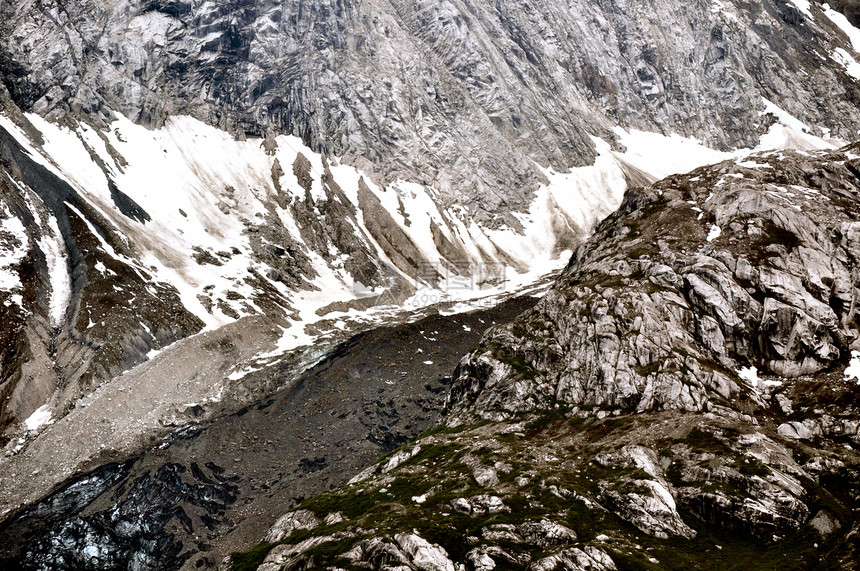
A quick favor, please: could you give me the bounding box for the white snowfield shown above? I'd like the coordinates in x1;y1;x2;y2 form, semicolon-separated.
0;99;839;345
824;3;860;53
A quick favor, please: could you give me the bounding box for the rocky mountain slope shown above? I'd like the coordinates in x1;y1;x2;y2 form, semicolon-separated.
4;0;860;214
1;0;859;449
0;296;536;571
2;0;860;569
230;145;860;570
0;84;641;468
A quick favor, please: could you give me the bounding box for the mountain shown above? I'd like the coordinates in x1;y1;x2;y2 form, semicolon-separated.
2;0;860;569
1;0;858;444
226;143;860;571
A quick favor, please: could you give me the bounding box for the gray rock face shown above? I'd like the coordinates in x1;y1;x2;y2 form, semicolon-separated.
4;0;860;220
394;533;457;571
594;445;697;539
265;509;320;543
528;546;617;571
449;144;860;418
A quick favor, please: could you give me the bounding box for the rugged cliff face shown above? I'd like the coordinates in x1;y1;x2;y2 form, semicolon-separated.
3;0;860;217
229;145;860;571
450;144;860;417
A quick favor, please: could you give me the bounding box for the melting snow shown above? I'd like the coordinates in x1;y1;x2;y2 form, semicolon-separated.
760;98;811;133
790;184;822;196
38;215;71;327
0;205;28;293
823;4;860;52
738;366;783;391
845;351;860;382
23;404;52;431
706;225;722;242
758;98;837;151
738;366;760;385
787;0;814;20
736;160;772;169
831;48;860;80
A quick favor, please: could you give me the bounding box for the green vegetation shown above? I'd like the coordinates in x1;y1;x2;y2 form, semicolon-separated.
631;514;825;571
230;410;853;571
303;537;362;559
683;427;732;454
229;542;275;571
743;220;801;265
736;457;769;477
495;350;538;380
524;407;570;435
418;419;490;439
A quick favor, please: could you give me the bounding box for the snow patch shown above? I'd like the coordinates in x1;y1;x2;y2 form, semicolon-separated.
736;160;772;169
227;364;264;381
738;366;760;385
706;225;722;242
758;98;837;151
0;204;28;293
38;215;71;327
831;47;860;80
788;0;814;20
760;98;811;133
823;4;860;52
23;404;52;431
845;351;860;382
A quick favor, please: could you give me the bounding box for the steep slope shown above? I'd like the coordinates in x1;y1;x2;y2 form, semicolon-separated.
3;0;860;217
2;0;860;443
232;144;860;570
0;85;729;443
0;297;536;571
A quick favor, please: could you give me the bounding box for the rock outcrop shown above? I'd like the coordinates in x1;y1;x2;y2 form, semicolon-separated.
450;145;860;418
232;145;860;571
